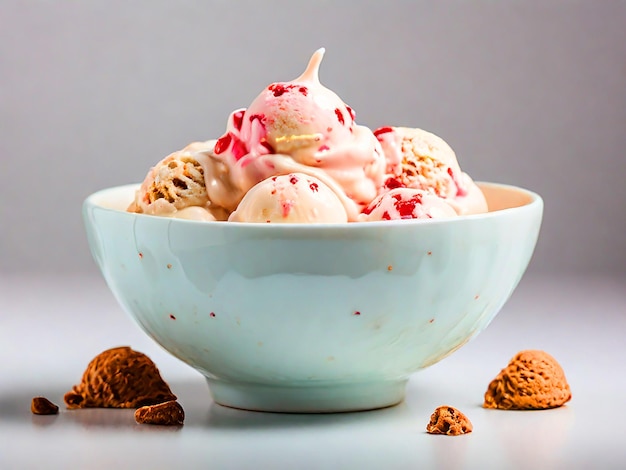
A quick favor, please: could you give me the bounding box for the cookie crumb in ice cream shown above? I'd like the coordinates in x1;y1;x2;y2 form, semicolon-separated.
64;346;176;409
31;396;59;415
135;400;185;426
483;350;571;410
426;405;473;435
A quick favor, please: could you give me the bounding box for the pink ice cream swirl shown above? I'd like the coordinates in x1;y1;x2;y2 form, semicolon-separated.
210;48;386;221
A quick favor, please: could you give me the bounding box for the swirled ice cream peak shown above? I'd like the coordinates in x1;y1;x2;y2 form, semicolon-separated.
209;48;385;220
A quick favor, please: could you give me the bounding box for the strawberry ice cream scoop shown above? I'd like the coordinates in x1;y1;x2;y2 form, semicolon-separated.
375;126;487;216
212;49;385;220
229;173;348;224
358;188;457;222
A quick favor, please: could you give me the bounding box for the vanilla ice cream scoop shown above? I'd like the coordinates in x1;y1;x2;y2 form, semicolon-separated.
229;173;348;223
358;188;457;221
129;141;230;221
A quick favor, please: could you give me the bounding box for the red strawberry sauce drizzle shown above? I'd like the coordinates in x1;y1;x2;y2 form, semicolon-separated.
394;192;424;218
268;83;308;97
232;110;245;131
335;108;345;125
214;133;231;154
346;106;355;121
384;177;404;189
447;167;468;197
373;126;394;139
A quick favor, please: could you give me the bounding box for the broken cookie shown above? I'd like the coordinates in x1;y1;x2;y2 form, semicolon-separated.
135;400;185;426
31;396;59;415
484;349;571;410
426;405;473;435
64;346;176;409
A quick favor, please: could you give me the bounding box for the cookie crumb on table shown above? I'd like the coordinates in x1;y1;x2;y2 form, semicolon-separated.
31;397;59;415
426;405;473;435
135;400;185;426
64;346;176;409
483;349;571;410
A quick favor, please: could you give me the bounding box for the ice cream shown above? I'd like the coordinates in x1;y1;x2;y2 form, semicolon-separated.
374;126;487;215
359;188;457;221
229;173;348;223
128;48;488;224
128;141;230;221
209;48;385;220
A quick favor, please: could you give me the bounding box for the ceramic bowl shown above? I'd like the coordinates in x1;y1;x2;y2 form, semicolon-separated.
83;182;542;413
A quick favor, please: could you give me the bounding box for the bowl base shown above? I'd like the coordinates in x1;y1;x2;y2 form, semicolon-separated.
205;378;408;413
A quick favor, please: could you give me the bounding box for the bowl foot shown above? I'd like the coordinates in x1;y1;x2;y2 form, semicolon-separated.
205;378;408;413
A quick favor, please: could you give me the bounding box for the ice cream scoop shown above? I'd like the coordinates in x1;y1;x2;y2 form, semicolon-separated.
129;141;230;221
229;172;348;223
211;49;385;220
375;127;487;215
358;188;457;221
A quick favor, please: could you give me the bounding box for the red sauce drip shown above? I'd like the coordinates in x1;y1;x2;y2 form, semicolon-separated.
346;105;355;121
214;133;232;154
169;314;176;320
335;108;345;125
281;201;292;217
318;144;329;152
382;211;391;220
309;182;319;192
232;110;245;131
373;126;394;138
395;194;423;219
353;311;361;316
268;83;299;97
231;137;247;160
361;203;374;215
289;175;299;184
268;83;288;97
210;312;216;318
385;177;404;189
249;113;265;122
138;252;143;259
261;141;274;153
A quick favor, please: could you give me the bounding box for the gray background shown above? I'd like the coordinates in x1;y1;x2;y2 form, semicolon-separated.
1;0;625;276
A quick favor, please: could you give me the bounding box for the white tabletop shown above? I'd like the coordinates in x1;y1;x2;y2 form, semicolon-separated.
1;273;625;469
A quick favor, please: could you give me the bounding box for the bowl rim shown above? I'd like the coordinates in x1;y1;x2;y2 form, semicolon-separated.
84;181;543;229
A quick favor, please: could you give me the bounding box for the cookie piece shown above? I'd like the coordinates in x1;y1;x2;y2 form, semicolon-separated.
484;350;571;410
31;396;59;415
134;143;210;212
64;346;176;409
426;405;473;435
135;400;185;426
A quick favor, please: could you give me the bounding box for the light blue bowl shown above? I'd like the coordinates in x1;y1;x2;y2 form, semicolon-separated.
83;182;542;413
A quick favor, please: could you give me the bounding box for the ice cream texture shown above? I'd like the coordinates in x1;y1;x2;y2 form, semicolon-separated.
129;48;487;223
229;173;348;223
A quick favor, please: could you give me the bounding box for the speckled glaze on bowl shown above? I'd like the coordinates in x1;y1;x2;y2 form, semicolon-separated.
83;182;542;413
